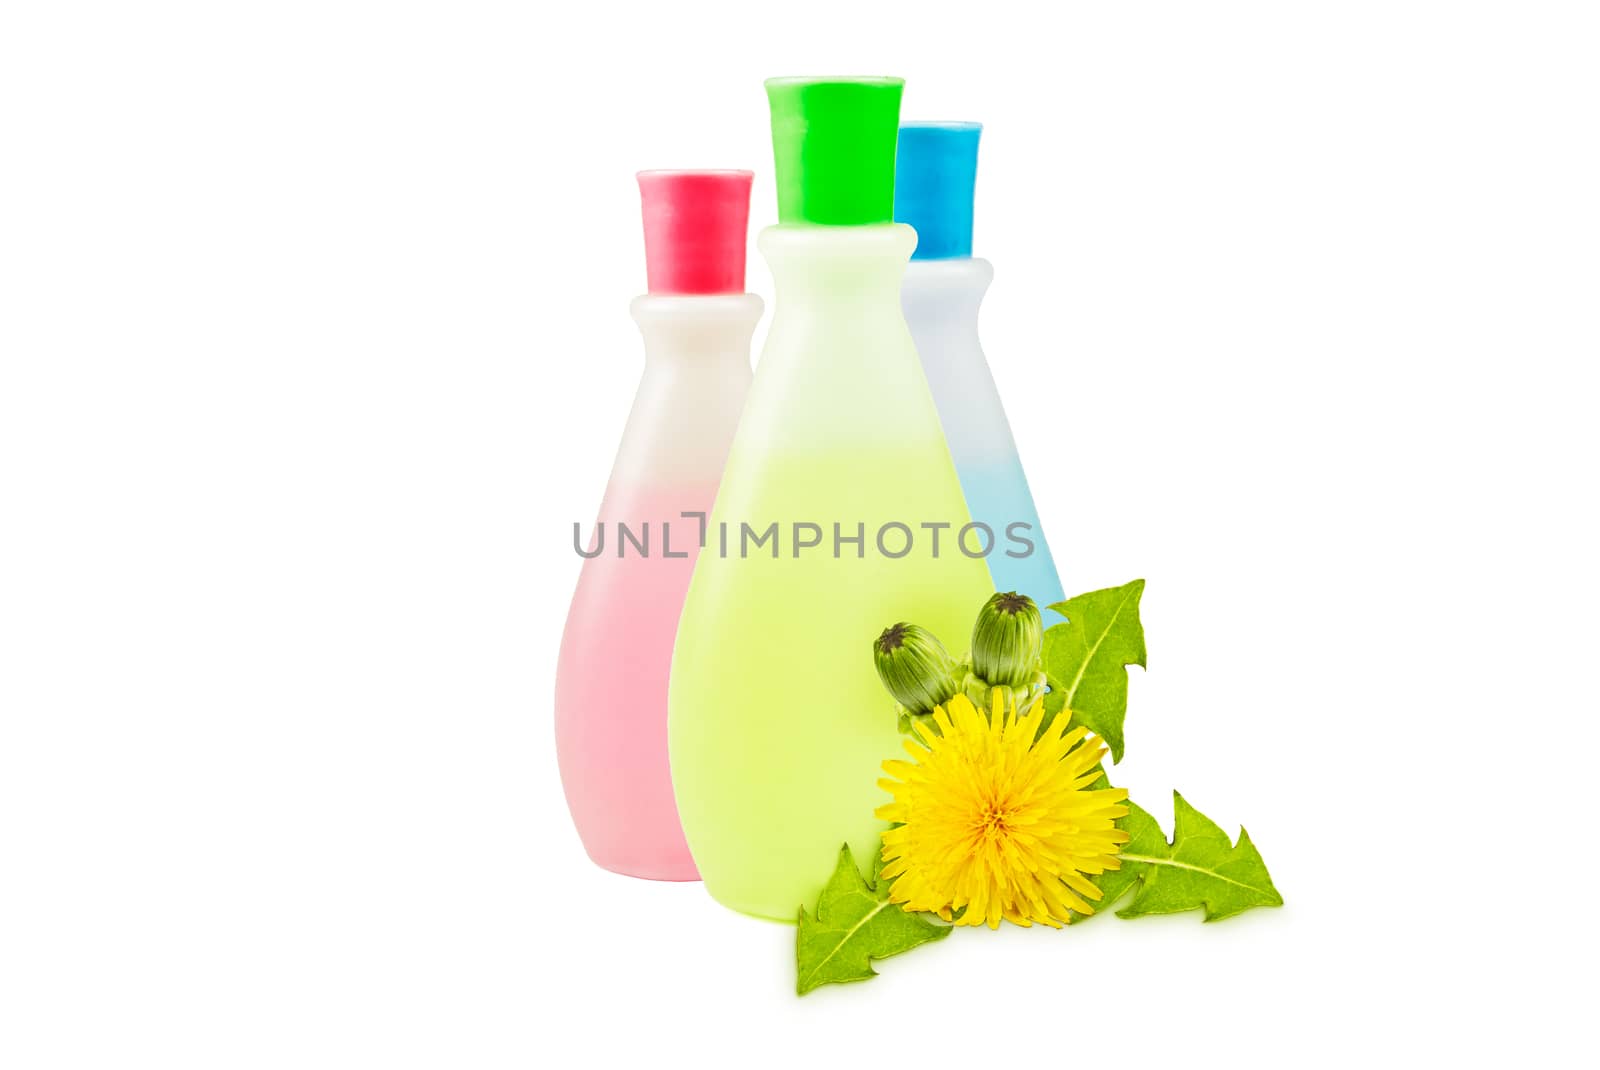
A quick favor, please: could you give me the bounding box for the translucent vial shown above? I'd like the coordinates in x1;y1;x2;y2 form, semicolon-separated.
668;80;994;920
896;122;1065;615
556;171;760;880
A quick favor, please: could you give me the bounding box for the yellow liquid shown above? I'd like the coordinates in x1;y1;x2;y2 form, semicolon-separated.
668;443;993;919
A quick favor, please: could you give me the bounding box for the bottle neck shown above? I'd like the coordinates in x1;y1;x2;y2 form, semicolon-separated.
901;257;993;329
629;293;764;368
899;257;1015;467
604;293;760;497
742;222;950;455
758;223;916;308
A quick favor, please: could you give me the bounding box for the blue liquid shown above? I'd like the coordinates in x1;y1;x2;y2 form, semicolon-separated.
954;455;1065;620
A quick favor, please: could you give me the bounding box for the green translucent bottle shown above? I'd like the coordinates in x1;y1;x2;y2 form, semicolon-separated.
668;77;995;921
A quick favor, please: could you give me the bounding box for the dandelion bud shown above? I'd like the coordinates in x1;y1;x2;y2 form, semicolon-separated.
873;623;961;715
970;592;1043;687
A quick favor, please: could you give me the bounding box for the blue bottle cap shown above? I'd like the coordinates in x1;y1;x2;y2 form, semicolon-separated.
894;122;981;260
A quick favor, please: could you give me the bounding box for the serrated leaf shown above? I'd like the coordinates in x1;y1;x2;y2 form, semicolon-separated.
1105;791;1283;921
1042;579;1147;762
795;843;950;995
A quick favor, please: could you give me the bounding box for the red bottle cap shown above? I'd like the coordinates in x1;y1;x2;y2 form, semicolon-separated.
638;170;753;295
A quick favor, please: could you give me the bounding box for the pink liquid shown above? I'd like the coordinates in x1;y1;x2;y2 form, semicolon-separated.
554;484;714;880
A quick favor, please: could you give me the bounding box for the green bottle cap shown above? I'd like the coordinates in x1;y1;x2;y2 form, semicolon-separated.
765;76;905;225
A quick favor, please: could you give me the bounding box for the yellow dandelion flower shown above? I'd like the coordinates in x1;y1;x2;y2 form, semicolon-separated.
876;691;1130;929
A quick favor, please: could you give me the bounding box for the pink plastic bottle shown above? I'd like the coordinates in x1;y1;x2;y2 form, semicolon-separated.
555;171;760;880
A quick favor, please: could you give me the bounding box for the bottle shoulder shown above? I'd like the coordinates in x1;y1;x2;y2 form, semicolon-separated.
628;293;763;366
902;258;992;327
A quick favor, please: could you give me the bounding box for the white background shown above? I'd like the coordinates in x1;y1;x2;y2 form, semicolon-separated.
3;2;1597;1066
